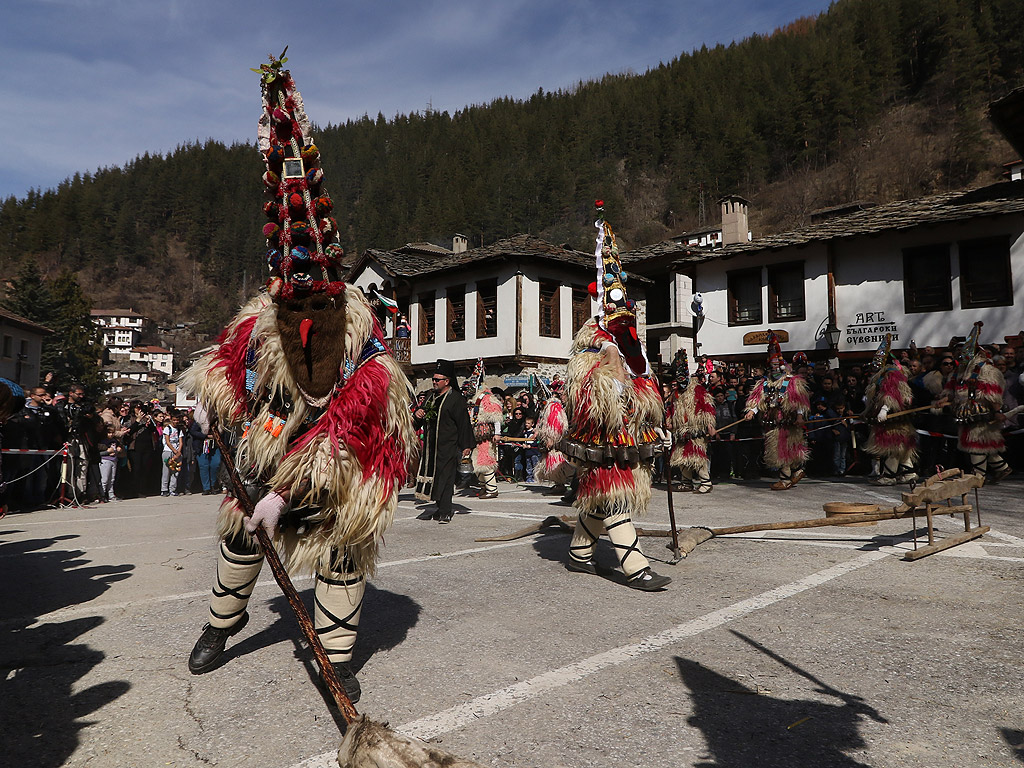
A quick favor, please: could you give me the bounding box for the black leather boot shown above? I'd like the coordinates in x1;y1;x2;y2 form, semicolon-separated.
188;612;249;674
322;661;361;703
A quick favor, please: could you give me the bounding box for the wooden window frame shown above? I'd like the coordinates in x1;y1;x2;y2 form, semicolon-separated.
727;268;762;326
571;284;591;335
539;280;561;338
903;244;952;314
767;261;806;322
476;279;498;338
446;284;466;342
418;291;435;345
958;236;1013;309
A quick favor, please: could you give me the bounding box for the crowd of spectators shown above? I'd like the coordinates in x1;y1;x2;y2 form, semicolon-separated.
686;342;1023;483
1;383;225;511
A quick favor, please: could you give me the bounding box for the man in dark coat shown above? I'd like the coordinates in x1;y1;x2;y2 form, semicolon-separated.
414;359;474;523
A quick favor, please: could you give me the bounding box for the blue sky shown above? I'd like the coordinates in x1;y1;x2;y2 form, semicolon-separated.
2;0;833;201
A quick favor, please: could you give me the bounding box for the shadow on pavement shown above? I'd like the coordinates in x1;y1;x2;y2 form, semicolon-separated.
676;630;887;767
1002;728;1024;763
0;529;133;768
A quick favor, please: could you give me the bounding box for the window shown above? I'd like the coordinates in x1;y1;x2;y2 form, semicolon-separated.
768;262;805;322
476;279;497;338
959;236;1012;308
539;280;561;337
419;291;435;345
1;336;11;358
727;268;762;326
571;284;591;335
446;284;465;342
903;245;952;313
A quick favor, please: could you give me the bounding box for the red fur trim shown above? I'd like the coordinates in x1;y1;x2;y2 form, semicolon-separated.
285;359;407;495
681;441;708;462
788;375;810;411
578;465;635;500
878;369;908;404
211;315;258;418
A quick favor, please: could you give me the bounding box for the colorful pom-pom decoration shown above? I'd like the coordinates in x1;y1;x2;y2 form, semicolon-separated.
301;144;319;162
620;271;627;283
263;170;280;188
290;221;310;240
603;272;615;286
587;281;598;298
266;277;283;298
271;107;291;124
267;248;282;273
263;222;280;238
325;243;345;261
288;192;305;210
263;201;280;219
609;288;624;302
315;194;333;215
320;217;338;235
265;145;286;165
291;245;310;261
291;272;313;291
306;168;323;186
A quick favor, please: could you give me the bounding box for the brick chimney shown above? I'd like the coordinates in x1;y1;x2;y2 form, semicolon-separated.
453;233;468;253
719;195;750;246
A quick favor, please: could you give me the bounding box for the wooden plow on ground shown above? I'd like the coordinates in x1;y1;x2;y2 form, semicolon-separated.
478;469;988;562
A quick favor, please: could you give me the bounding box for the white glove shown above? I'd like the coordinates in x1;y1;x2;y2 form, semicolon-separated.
877;405;889;423
245;491;287;538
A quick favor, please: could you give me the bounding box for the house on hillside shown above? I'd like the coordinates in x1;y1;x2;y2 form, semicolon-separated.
91;308;154;359
628;186;1024;364
348;234;646;389
130;345;173;376
0;308;52;387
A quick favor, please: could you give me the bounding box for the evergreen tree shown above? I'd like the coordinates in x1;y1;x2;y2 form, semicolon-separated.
2;260;54;324
44;271;102;396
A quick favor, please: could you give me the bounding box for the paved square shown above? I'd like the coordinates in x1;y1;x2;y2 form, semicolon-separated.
1;476;1022;767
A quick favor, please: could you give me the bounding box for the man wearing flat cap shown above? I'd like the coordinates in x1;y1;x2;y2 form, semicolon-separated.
414;360;474;523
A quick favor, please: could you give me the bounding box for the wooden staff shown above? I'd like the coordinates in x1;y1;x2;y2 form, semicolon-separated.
664;457;682;561
210;426;359;723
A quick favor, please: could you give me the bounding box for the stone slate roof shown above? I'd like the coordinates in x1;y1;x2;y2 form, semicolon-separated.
351;233;651;283
625;181;1024;270
0;307;53;335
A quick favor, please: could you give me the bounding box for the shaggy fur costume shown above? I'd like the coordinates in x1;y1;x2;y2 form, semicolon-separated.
179;287;416;577
744;373;810;470
669;379;716;472
947;354;1006;455
470;389;503;473
560;319;663;516
534;396;573;484
864;363;918;462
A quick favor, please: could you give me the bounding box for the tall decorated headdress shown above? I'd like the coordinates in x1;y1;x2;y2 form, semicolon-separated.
958;321;986;368
668;348;690;386
767;330;785;368
465;358;485;397
256;48;345;302
872;333;895;371
590;200;650;376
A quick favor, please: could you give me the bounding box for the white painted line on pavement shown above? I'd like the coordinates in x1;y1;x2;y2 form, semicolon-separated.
27;538;539;624
1;509;209;526
0;535;217;558
289;549;890;768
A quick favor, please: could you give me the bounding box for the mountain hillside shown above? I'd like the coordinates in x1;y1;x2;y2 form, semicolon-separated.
1;0;1021;331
